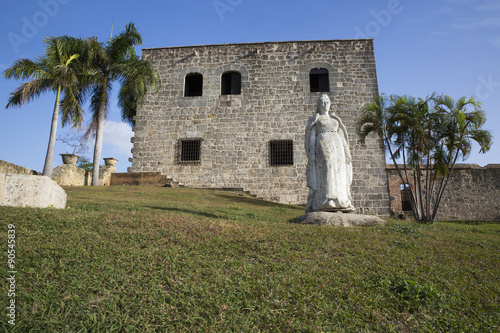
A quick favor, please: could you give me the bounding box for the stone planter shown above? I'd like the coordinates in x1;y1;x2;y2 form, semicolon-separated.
103;158;118;166
60;154;79;166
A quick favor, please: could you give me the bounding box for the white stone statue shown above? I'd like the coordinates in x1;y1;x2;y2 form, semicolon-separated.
305;94;354;213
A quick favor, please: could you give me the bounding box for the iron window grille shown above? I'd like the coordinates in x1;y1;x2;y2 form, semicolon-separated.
178;138;203;163
309;68;330;92
269;140;294;166
185;73;203;96
221;71;242;95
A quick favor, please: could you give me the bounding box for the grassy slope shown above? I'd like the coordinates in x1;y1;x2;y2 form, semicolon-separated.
1;186;499;332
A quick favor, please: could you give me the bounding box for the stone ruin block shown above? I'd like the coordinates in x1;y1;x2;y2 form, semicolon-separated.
52;164;87;186
0;174;67;209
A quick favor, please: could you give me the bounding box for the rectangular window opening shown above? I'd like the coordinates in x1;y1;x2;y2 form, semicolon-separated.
185;74;203;97
309;68;330;92
178;138;202;163
400;183;412;211
269;140;294;166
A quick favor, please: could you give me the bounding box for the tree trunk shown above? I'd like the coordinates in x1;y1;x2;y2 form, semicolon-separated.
91;102;106;186
42;86;61;178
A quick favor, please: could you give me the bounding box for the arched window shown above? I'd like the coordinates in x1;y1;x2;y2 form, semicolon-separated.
184;73;203;96
309;68;330;92
221;71;241;95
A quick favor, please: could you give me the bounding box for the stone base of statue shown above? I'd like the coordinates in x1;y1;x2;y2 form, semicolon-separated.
291;211;387;227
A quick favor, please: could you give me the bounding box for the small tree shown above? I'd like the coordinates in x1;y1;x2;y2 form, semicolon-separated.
57;132;94;171
56;131;89;156
357;93;492;223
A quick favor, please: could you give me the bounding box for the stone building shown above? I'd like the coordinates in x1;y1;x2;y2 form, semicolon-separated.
129;39;390;216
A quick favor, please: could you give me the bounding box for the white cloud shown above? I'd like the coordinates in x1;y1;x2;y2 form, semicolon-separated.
102;120;133;156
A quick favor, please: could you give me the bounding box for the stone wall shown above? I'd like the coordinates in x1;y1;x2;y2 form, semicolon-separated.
111;172;170;186
387;164;500;221
0;160;41;175
130;39;390;216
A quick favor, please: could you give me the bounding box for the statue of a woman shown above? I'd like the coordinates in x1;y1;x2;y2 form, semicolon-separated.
305;94;354;213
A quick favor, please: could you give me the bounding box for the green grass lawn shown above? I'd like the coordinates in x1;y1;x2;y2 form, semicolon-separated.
1;186;499;332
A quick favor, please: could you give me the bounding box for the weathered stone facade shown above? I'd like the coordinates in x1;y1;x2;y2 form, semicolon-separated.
387;164;500;221
129;40;390;216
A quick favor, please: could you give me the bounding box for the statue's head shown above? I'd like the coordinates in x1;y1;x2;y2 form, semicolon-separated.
317;93;331;114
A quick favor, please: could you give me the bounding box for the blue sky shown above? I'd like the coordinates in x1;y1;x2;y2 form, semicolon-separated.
1;0;499;173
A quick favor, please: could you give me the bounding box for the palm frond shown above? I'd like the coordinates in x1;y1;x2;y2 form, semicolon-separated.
356;93;390;144
114;56;160;125
60;84;87;128
470;129;493;154
107;22;142;63
3;57;50;80
6;79;56;108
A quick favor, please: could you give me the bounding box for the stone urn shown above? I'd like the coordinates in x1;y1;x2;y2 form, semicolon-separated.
103;158;118;167
60;154;79;165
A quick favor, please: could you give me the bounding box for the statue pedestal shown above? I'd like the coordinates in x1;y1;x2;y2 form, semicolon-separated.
291;211;386;227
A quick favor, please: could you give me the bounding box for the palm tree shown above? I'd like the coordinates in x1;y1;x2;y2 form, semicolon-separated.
390;94;444;222
3;36;88;178
357;93;492;223
80;22;159;185
431;95;492;221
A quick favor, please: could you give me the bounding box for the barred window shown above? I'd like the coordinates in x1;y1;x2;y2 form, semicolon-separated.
184;73;203;96
309;68;330;92
269;140;294;166
178;138;202;163
221;71;241;95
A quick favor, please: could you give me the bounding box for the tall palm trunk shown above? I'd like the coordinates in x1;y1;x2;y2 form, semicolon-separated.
42;86;62;178
91;101;106;186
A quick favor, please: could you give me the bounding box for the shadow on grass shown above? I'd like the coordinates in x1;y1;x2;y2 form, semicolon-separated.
147;206;222;219
212;191;301;209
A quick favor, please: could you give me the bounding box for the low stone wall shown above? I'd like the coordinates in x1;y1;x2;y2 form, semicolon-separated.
0;158;118;187
110;172;170;186
0;160;41;175
0;173;66;209
387;164;500;221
